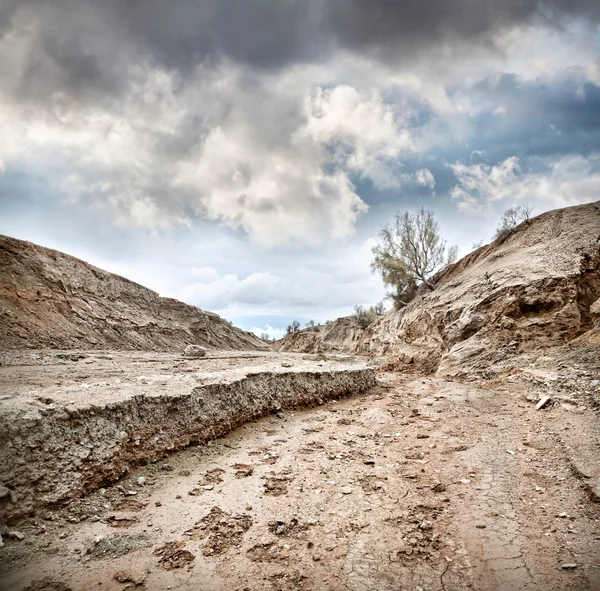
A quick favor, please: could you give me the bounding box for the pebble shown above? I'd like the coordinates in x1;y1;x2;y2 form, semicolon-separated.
341;486;353;495
0;486;10;499
8;531;24;541
137;477;146;486
561;564;577;569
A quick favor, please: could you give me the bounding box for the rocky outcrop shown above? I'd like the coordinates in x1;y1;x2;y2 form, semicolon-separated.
273;316;365;354
359;201;600;378
0;235;267;351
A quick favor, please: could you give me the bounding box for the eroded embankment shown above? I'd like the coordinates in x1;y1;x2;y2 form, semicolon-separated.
0;362;376;522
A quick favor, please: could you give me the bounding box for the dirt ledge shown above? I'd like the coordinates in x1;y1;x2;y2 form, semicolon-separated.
0;359;376;522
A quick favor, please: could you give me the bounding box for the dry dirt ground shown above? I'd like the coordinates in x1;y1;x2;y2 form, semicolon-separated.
1;370;600;591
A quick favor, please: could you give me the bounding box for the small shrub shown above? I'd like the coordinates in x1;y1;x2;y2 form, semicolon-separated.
286;320;300;334
353;301;386;329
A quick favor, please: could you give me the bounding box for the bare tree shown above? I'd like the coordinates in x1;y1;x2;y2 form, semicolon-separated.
371;207;458;300
494;204;533;238
259;332;270;341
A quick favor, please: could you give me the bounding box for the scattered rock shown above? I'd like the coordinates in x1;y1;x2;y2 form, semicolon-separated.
232;463;254;478
8;530;24;540
154;541;195;570
263;475;292;496
183;344;207;358
535;396;552;410
268;518;310;538
561;563;577;569
113;569;147;586
198;468;225;486
341;486;353;495
189;506;252;555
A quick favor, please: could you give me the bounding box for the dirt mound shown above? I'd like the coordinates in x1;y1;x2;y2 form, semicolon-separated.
0;235;267;352
361;201;600;377
273;316;365;353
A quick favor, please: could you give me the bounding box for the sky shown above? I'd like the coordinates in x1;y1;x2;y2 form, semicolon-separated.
1;1;600;339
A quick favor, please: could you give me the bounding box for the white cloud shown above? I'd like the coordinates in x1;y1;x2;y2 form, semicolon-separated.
450;154;600;213
303;85;413;189
1;55;423;247
250;325;287;340
173;238;386;320
415;168;435;189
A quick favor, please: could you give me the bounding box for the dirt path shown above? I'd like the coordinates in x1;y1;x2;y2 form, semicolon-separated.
1;372;599;591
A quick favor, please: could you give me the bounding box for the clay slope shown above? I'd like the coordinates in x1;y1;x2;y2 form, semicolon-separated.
0;236;268;352
273;316;364;353
360;201;600;377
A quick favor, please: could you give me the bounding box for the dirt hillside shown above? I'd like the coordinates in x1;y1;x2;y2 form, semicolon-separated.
273;316;365;354
277;201;600;378
0;235;268;352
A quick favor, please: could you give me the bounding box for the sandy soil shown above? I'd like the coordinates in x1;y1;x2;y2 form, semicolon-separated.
1;370;599;591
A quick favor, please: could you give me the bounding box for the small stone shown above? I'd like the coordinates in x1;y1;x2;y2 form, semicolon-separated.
312;553;321;561
475;524;486;529
419;521;433;531
535;396;552;410
8;530;24;541
184;344;207;358
0;486;10;500
561;564;577;569
281;362;292;368
340;486;353;495
202;485;214;491
137;477;146;486
363;459;375;466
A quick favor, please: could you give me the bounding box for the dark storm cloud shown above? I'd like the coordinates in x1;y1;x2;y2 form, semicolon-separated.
2;0;600;105
323;0;600;57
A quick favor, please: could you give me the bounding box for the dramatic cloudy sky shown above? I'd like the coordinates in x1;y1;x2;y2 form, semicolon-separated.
1;1;599;338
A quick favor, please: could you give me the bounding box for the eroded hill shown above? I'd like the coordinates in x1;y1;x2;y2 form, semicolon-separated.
0;236;267;352
277;201;600;380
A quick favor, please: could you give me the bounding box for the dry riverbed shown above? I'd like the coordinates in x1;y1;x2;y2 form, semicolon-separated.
1;362;600;591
